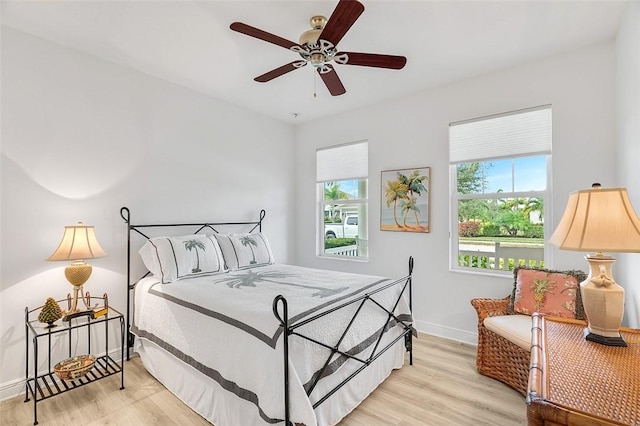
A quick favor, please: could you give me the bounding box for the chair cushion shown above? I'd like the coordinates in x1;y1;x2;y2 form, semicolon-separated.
507;267;587;319
484;315;532;350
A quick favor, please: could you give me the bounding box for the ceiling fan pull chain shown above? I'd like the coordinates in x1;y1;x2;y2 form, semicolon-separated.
314;71;317;98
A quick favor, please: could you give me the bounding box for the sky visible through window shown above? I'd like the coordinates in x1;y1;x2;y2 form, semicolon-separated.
485;155;546;193
327;180;361;198
333;156;545;197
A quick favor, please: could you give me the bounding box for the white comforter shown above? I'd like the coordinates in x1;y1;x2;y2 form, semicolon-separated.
133;263;411;425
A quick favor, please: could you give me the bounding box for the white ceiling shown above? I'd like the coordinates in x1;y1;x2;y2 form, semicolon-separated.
1;1;630;124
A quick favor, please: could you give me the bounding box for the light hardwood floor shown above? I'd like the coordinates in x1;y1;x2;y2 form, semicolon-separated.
1;334;526;425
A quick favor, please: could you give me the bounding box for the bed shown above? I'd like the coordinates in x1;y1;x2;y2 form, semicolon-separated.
120;207;414;426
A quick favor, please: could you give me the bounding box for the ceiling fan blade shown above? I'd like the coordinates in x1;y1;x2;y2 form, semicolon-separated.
318;65;346;96
230;22;301;50
255;61;307;83
319;0;365;46
337;51;407;69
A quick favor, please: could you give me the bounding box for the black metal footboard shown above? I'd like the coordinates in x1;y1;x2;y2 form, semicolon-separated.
272;257;414;426
121;206;413;424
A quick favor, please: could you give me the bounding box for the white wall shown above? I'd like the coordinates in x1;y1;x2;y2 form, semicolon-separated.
294;41;617;343
616;1;640;329
0;27;296;399
1;14;631;403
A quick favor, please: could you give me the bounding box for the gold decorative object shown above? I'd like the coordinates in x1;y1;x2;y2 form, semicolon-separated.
298;15;327;46
48;223;107;314
53;355;96;381
38;297;63;328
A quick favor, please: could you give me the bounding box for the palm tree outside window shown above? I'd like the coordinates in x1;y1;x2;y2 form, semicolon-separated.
450;105;551;274
316;141;368;260
319;179;368;259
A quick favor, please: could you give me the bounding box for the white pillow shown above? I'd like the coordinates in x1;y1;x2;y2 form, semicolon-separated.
139;234;226;283
214;232;275;270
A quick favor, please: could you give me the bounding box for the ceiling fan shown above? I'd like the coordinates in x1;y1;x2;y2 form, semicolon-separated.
230;0;407;96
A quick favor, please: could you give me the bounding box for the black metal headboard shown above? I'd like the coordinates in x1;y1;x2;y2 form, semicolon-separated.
119;206;266;358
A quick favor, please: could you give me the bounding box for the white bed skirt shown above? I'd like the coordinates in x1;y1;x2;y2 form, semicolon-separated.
134;334;406;426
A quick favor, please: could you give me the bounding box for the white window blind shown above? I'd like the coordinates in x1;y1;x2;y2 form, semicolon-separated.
316;141;368;182
449;105;552;163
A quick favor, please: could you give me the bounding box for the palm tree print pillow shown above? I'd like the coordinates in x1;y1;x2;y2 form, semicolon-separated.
214;233;275;270
508;267;586;319
139;234;226;283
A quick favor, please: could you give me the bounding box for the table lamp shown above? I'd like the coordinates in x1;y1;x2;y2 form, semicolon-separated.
48;223;107;314
550;183;640;346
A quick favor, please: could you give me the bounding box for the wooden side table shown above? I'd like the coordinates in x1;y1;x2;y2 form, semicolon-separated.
527;314;640;426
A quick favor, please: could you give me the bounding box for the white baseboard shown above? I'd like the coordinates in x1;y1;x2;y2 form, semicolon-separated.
414;320;478;346
0;377;24;403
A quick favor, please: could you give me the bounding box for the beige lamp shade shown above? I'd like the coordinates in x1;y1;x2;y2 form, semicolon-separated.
48;223;106;314
549;185;640;253
550;184;640;346
48;223;107;261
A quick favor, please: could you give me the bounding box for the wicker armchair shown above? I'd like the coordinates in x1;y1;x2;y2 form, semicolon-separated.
470;296;531;396
471;268;587;396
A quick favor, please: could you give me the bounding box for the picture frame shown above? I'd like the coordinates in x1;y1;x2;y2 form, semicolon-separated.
380;167;430;233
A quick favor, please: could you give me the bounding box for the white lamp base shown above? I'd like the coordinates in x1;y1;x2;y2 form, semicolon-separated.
581;254;627;347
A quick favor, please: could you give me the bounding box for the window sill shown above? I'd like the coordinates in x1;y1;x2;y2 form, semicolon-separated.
449;266;514;279
317;255;369;263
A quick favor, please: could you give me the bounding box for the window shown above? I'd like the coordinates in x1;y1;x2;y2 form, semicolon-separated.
317;141;368;259
449;105;551;274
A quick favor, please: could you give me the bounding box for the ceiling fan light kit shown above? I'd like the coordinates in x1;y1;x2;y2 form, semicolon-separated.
299;15;327;46
230;0;407;96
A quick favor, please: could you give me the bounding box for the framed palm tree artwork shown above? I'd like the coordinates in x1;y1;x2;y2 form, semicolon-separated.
381;167;430;233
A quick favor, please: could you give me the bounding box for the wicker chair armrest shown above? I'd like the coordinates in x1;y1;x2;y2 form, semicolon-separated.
470;296;511;323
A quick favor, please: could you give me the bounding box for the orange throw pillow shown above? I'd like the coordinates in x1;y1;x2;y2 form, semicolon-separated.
510;268;586;319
